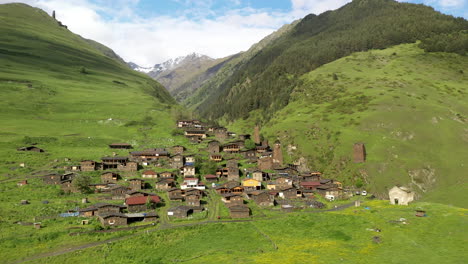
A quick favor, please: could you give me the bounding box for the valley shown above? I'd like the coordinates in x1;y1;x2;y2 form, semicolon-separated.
0;1;467;263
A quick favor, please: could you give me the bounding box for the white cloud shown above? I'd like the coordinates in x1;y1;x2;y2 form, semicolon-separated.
291;0;351;17
1;0;466;66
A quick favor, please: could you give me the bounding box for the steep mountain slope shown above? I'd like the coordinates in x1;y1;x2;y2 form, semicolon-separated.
183;20;300;110
193;0;468;122
229;43;468;207
0;3;179;176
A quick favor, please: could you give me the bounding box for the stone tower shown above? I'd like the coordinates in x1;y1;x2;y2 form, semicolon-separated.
353;143;366;163
272;140;284;167
52;10;56;19
253;124;261;145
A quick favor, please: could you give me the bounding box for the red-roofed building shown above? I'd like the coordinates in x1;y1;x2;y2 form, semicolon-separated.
300;181;322;190
125;195;161;212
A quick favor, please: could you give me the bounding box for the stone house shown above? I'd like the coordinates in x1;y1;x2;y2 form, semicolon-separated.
80;160;97;171
155;179;175;191
168;188;184;201
129;179;144;191
249;191;274;206
118;161;138;172
172;145;184;155
222;193;244;205
214;127;228;141
227;167;240;182
186;194;201;207
99;213;127;226
171;154;184;169
258;156;273;171
110;185;131;199
389;186;415;205
167;206;193;218
279;188;301;199
101;172;119;184
252;170;266;182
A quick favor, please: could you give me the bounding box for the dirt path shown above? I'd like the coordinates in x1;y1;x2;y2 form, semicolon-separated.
10;201;358;264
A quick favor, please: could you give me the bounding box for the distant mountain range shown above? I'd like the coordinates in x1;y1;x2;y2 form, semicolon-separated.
128;53;228;96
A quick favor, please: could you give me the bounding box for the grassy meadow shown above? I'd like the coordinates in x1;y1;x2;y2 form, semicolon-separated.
227;43;468;208
24;200;467;264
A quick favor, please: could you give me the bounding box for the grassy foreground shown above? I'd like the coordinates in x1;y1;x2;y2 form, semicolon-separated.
16;200;466;264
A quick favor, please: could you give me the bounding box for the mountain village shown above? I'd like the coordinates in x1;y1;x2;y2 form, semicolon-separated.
16;120;415;229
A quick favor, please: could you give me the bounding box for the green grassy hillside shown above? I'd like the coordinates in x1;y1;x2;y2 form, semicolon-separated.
228;43;468;208
194;0;467;122
0;3;180;178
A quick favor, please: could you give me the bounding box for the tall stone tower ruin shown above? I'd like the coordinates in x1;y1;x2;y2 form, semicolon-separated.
353;143;366;163
272;140;284;167
253;124;261;145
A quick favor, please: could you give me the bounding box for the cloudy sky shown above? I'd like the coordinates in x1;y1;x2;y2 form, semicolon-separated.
1;0;466;66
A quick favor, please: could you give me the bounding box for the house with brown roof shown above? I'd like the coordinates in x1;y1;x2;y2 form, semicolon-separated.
229;205;250;218
279;188;302;199
159;171;174;179
99;213;127;226
300;172;322;182
125;195;161;212
167;205;193;218
155;179;175;191
168;188;184;201
222;193;244;206
248;191;274;207
101;172;119;184
204;174;218;183
110;185;131;199
142;170;157;179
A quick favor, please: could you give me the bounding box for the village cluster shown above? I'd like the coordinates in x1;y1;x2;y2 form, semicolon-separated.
17;119;415;228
